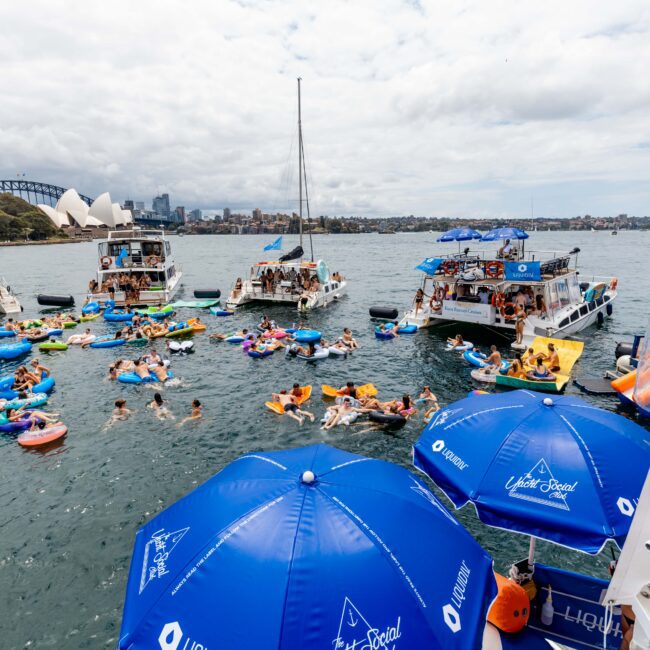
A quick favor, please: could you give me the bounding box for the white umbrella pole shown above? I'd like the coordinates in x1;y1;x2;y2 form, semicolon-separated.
528;536;536;568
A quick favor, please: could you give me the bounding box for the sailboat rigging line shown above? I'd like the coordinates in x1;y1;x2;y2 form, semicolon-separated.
297;77;303;252
301;126;314;262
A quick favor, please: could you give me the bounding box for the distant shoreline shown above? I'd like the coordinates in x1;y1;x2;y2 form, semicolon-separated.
0;238;86;247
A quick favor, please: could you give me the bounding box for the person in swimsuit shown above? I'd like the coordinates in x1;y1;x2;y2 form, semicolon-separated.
527;358;556;381
178;399;203;426
339;382;358;400
484;345;502;373
321;397;359;430
133;359;151;380
272;392;314;424
413;288;426;315
151;361;169;382
515;313;525;345
340;328;359;349
148;392;174;419
290;384;304;400
112;399;132;420
523;347;537;367
447;334;464;349
507;353;526;378
378;323;398;338
539;343;561;372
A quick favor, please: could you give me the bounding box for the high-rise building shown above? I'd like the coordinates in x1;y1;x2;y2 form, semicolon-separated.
152;193;171;217
123;199;135;210
223;207;231;220
188;208;202;222
252;208;262;221
175;206;186;222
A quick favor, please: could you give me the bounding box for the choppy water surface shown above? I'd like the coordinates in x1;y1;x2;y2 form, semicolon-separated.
0;231;648;648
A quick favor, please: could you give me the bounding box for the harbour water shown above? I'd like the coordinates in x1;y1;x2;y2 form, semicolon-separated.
0;231;648;648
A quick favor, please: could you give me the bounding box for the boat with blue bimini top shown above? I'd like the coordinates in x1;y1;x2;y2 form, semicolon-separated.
89;228;182;308
400;228;617;340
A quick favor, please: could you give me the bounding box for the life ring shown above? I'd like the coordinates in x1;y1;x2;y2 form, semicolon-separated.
495;292;506;309
146;255;160;267
500;302;516;320
441;260;459;275
610;277;618;290
485;261;504;278
100;256;112;267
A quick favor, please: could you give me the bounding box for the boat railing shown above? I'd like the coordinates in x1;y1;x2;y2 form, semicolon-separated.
434;248;575;264
106;230;166;240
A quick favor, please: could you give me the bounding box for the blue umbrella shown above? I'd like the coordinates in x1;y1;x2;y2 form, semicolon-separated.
413;390;650;555
480;227;529;241
437;227;483;243
119;444;497;649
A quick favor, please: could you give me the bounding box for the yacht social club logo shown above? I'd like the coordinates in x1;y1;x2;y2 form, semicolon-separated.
139;527;190;594
332;597;402;650
505;459;578;510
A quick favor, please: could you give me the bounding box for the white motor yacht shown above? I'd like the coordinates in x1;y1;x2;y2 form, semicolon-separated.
226;78;347;312
90;228;182;307
400;235;617;341
0;278;22;315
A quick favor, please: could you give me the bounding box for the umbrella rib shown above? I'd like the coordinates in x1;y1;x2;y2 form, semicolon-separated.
276;487;310;650
316;488;435;633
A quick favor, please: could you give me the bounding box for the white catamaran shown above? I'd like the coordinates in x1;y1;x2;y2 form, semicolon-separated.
400;231;617;341
90;228;182;307
226;78;347;312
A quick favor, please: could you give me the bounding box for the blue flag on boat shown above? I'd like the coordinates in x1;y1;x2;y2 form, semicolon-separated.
415;257;442;275
116;246;129;268
263;236;282;251
504;260;541;282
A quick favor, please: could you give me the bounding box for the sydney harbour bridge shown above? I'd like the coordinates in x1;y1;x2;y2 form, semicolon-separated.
0;180;93;207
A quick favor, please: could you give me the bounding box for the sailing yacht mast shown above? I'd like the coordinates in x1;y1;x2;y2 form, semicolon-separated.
297;77;303;251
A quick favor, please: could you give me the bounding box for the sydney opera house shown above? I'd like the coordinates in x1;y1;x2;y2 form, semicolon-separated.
38;189;133;230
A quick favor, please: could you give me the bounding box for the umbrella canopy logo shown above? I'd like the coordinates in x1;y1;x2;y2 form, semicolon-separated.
333;597;402;650
505;459;578;511
139;527;190;594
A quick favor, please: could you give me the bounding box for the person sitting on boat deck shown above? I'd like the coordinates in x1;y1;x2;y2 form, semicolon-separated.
232;277;243;299
321;397;360;430
340;328;359;349
273;391;315;425
538;342;561;372
447;334;465;349
498;239;513;259
378;323;398;338
515;313;526;346
133;359;151;380
507;353;527;378
477;287;490;304
527;357;556;381
29;359;50;382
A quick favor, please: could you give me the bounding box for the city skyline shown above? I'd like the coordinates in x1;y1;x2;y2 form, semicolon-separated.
2;1;649;218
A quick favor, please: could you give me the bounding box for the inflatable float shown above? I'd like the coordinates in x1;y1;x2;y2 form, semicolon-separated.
0;341;32;360
17;424;67;447
292;329;322;343
463;350;510;372
80;313;100;322
90;337;126;349
81;301;101;315
322;383;378;398
193;289;221;299
248;348;274;358
37;294;74;307
171;299;219;309
118;370;174;385
1;392;48;411
0;329;16;338
265;385;312;414
368;411;407;429
446;341;474;352
39;341;69;351
209;307;234;317
168;341;194;354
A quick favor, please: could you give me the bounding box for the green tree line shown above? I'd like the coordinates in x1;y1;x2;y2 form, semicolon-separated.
0;193;64;241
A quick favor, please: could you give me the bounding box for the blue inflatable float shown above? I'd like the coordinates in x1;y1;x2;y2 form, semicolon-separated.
81;301;101;315
117;370;174;384
292;329;321;343
1;393;48;411
463;349;510;372
0;375;55;401
0;329;16;338
0;341;32;360
247;348;274;358
90;337;126;349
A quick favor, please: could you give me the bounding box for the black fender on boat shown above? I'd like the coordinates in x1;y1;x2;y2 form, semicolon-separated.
369;306;399;320
36;294;75;307
193;289;221;299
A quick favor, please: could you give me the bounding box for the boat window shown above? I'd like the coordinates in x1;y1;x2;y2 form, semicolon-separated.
588;302;595;311
579;304;588;316
108;242;129;257
554;279;570;308
595;296;604;307
570;310;580;323
567;274;582;303
547;283;560;312
559;317;570;328
325;285;330;293
165;241;171;255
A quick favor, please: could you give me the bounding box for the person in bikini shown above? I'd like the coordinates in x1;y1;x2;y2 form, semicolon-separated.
340;328;359;349
507;353;527;378
527;358;556;381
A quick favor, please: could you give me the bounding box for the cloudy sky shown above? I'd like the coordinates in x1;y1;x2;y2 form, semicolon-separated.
1;0;649;217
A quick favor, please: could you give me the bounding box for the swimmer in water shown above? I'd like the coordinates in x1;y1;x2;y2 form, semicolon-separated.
148;392;175;419
151;360;170;382
178;399;203;426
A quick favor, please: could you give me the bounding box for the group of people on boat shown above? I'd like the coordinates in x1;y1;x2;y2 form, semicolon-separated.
89;272;157;302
